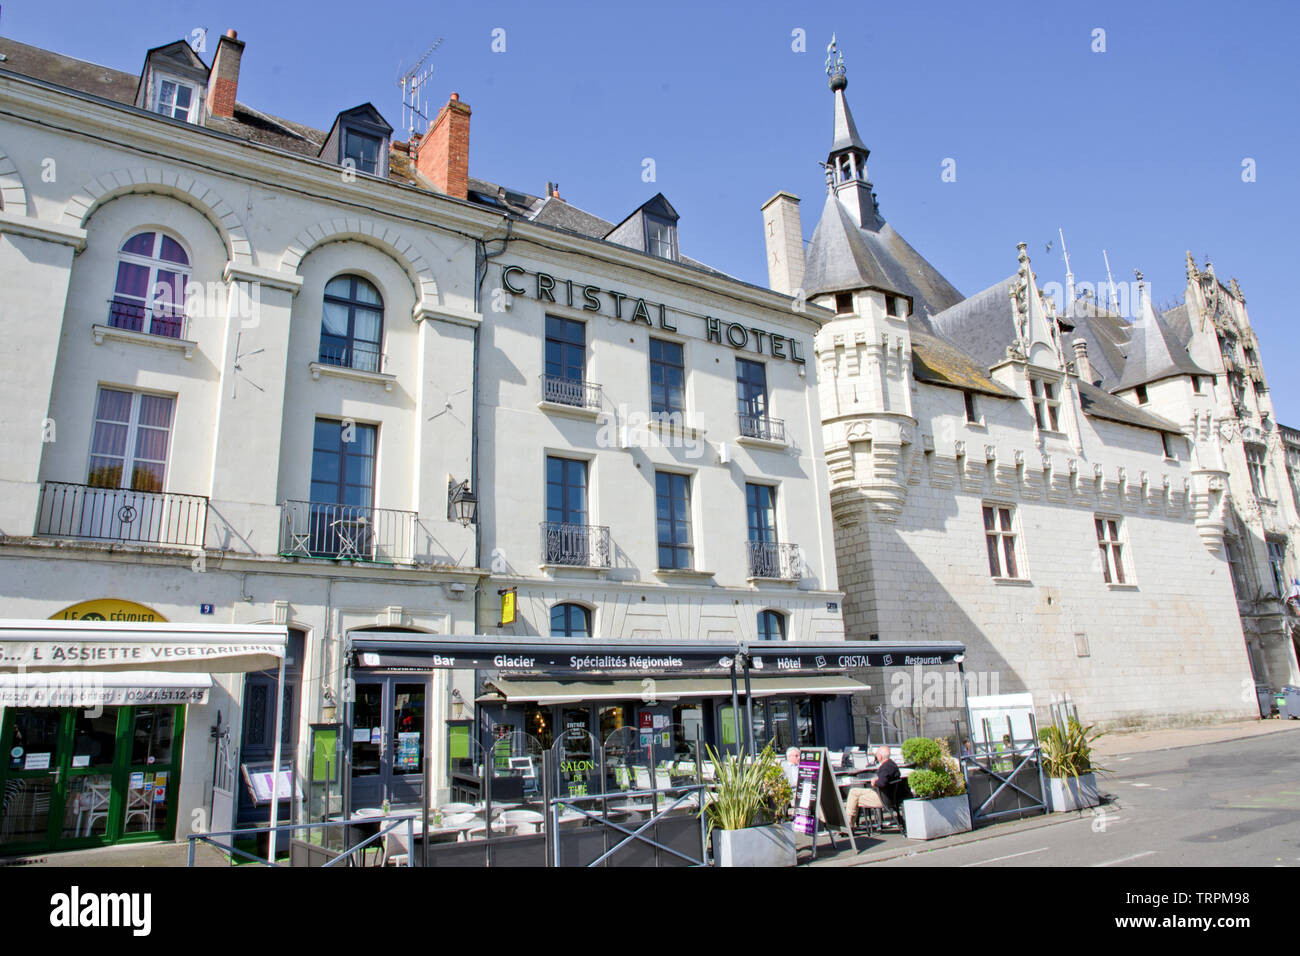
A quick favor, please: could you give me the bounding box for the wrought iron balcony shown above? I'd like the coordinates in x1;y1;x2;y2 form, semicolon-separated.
738;413;786;443
106;297;188;340
280;499;416;563
35;481;208;548
541;521;611;568
746;541;803;580
317;340;385;374
540;374;602;411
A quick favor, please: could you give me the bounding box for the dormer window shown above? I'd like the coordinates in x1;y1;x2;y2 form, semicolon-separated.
1029;376;1061;431
344;130;381;176
321;104;393;179
645;216;677;260
1135;384;1149;405
155;78;197;121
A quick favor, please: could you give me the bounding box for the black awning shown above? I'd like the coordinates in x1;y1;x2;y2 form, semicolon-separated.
743;641;965;670
348;634;964;677
350;634;739;676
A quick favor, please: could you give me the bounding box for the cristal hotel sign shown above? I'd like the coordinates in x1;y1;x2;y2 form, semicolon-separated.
500;265;807;363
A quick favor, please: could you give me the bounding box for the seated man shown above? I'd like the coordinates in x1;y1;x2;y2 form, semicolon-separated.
844;746;901;829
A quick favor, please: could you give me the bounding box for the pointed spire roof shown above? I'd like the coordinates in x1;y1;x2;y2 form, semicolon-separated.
803;190;964;316
802;37;963;316
1111;276;1212;392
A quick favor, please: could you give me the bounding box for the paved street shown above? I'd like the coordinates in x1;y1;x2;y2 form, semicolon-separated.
875;723;1300;867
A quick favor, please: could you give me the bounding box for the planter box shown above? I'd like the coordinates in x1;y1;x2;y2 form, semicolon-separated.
1045;773;1099;812
903;795;972;841
713;823;796;867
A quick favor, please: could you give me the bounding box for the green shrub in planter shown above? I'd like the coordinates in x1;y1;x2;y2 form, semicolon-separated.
901;736;966;799
906;768;951;800
901;737;942;768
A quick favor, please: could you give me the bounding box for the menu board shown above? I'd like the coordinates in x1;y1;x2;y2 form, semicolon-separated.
792;754;822;836
790;748;856;853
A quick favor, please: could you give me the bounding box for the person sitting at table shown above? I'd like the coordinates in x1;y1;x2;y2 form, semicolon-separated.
844;746;900;829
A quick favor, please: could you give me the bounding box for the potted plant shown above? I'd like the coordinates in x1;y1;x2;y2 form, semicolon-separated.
702;743;796;867
900;737;971;840
1039;716;1106;812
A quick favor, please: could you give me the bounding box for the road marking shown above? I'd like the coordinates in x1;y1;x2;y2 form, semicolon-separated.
1131;782;1151;788
1092;850;1156;867
960;847;1050;867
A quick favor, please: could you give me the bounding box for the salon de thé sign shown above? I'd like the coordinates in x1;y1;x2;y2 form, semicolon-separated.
501;265;806;363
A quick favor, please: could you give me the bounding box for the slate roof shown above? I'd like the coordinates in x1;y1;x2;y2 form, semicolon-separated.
1111;294;1210;392
0;35;138;103
926;276;1018;368
1;34;731;273
1061;297;1131;388
803;190;965;318
1161;303;1192;347
831;85;869;155
0;35;329;160
1076;379;1184;434
909;319;1018;399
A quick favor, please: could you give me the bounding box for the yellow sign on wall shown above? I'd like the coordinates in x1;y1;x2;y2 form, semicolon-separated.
50;599;167;623
498;588;516;627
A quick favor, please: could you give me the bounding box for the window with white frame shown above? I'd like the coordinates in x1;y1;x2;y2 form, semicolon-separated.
154;77;198;122
982;504;1022;579
1246;444;1270;499
1029;377;1061;431
87;387;175;492
1095;516;1128;584
963;390;979;424
1162;432;1183;460
110;232;191;338
1267;539;1288;597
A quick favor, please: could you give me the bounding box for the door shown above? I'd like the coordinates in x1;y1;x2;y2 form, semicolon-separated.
349;676;426;811
0;706;184;854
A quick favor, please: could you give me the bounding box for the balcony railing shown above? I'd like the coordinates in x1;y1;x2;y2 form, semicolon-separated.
540;374;602;411
107;297;187;340
318;341;385;374
35;481;208;548
280;500;416;563
738;413;786;443
746;541;803;580
541;521;611;568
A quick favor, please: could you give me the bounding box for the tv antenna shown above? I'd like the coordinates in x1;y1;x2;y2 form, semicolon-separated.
397;39;444;141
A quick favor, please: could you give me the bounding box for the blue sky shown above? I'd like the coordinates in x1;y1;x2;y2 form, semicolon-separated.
5;1;1298;421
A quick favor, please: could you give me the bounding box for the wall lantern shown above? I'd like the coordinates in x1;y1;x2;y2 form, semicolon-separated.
447;476;478;527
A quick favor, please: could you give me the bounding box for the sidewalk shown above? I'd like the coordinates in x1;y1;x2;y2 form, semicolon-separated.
807;717;1300;867
1091;716;1299;758
0;840;228;867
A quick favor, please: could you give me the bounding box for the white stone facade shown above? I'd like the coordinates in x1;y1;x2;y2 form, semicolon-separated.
0;40;844;843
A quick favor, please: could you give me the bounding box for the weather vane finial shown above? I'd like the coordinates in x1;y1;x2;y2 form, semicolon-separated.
826;34;847;90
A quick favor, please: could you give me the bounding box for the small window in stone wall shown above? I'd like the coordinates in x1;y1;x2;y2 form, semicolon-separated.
1073;632;1090;658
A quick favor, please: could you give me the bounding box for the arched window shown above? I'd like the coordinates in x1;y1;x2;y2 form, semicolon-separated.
757;610;786;642
110;232;190;338
320;275;384;373
550;603;591;638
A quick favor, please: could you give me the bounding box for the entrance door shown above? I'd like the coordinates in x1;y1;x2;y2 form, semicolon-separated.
349;676;426;810
0;706;184;854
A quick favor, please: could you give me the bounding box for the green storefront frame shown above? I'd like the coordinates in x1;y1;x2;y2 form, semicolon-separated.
0;704;186;855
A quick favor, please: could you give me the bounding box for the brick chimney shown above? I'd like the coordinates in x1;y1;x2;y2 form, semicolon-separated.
416;92;471;200
206;29;244;119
